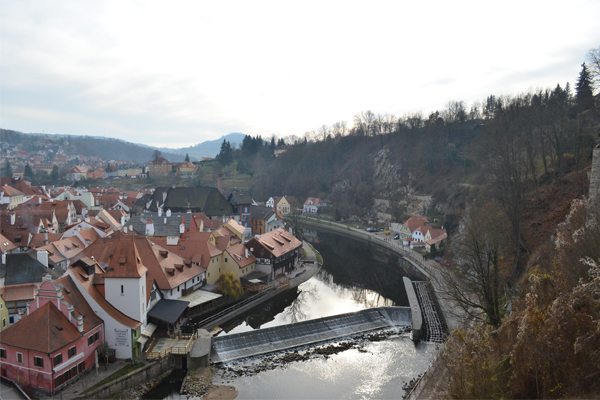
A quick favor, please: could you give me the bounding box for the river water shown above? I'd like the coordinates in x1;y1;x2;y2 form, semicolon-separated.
144;229;440;399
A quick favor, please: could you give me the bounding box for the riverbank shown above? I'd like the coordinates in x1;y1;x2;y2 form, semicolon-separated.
181;367;238;400
300;217;468;399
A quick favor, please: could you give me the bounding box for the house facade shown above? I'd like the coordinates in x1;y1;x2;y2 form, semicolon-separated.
148;158;172;177
246;229;303;281
0;275;103;394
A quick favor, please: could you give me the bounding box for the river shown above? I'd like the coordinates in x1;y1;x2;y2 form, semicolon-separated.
144;229;440;399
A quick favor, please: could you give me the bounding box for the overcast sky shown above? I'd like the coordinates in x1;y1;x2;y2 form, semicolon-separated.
1;1;599;149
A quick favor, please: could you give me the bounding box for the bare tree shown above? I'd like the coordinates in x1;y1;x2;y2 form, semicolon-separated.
437;201;511;327
586;46;600;93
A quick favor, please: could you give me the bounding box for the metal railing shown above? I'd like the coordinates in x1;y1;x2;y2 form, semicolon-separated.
196;286;279;329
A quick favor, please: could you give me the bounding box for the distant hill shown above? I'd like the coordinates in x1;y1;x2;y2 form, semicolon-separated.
157;132;246;160
0;129;247;163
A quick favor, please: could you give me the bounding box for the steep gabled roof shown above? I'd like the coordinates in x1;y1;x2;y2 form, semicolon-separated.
103;238;147;279
57;275;104;332
0;301;82;353
69;265;142;329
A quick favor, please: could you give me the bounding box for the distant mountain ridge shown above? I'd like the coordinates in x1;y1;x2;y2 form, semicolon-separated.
156;132;246;159
0;129;246;163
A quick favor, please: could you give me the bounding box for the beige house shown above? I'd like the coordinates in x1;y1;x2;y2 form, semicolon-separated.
0;186;24;210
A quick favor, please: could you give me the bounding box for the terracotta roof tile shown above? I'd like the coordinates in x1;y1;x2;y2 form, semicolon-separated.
0;301;81;353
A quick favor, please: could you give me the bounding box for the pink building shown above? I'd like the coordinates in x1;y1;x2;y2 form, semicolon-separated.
0;275;103;394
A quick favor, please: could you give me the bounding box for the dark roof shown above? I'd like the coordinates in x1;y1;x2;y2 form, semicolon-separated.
147;299;189;325
251;206;273;220
128;211;195;237
145;187;233;216
227;190;254;206
0;250;62;285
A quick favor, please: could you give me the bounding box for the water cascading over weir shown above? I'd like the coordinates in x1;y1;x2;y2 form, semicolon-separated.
211;306;412;363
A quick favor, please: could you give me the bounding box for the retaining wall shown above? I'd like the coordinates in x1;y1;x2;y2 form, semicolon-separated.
83;357;174;399
403;277;422;342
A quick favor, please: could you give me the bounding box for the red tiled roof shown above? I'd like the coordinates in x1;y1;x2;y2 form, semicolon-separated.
103;239;147;279
57;275;104;332
69;266;142;329
0;301;81;353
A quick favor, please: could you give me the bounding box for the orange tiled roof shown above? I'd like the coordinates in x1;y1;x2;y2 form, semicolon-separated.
0;301;82;353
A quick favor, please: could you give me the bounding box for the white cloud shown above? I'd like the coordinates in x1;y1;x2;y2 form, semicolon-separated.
1;0;600;146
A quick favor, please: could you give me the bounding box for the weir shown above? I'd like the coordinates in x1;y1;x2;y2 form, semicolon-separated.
211;306;412;363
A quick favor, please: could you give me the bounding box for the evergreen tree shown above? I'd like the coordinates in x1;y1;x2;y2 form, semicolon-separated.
185;153;190;162
218;139;233;166
51;165;59;182
575;63;595;112
2;159;12;177
270;137;276;151
24;163;34;179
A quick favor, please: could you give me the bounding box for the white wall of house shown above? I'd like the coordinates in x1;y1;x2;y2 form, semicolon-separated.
411;230;425;243
104;275;146;324
66;270;136;359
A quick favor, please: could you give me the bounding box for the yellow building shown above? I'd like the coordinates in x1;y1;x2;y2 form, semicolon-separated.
0;294;9;332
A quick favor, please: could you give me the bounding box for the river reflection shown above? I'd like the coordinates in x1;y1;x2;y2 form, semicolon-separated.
218;229;425;335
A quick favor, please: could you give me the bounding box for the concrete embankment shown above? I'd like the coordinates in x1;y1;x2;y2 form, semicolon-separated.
211;306;412;363
403;277;422;342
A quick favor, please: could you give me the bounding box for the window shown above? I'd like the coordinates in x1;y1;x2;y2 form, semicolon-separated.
121;285;124;295
54;353;63;366
78;362;84;373
88;332;99;346
0;349;6;359
34;357;44;368
68;346;76;358
9;316;14;324
16;353;23;364
177;286;180;292
2;318;5;328
225;258;228;262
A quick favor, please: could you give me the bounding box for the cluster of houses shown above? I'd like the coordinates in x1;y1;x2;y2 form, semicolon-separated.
1;136;201;181
391;216;448;252
0;178;309;394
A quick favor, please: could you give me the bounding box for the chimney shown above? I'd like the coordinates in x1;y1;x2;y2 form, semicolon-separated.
85;216;90;223
124;227;128;234
217;174;223;194
245;248;249;258
145;221;155;236
10;213;15;226
158;207;162;217
39;197;42;204
37;250;49;268
180;217;185;234
44;232;48;244
1;253;6;265
77;315;84;333
166;209;171;217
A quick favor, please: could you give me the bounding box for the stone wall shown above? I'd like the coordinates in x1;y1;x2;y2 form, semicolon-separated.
84;357;174;399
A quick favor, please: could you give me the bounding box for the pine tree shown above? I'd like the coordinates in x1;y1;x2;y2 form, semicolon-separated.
185;153;190;162
24;163;34;179
218;140;233;166
51;165;59;182
2;159;12;177
575;63;594;112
